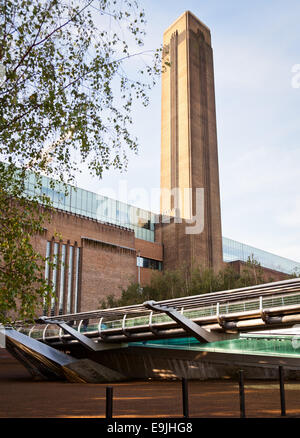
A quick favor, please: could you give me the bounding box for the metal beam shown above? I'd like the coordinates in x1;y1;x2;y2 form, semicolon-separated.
4;328;128;383
37;317;127;352
143;301;232;343
23;278;300;326
5;327;74;366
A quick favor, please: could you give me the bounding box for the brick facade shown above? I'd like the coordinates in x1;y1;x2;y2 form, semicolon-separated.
229;260;290;283
80;239;137;311
34;208;290;316
160;12;223;273
36;209;163;314
24;12;294;317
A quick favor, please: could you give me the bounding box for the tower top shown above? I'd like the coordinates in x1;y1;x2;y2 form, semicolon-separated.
160;9;222;271
163;11;211;45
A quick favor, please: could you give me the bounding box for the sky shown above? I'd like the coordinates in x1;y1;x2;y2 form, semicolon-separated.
76;0;300;263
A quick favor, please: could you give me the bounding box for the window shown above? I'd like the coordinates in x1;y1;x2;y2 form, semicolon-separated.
66;246;74;313
25;171;156;242
74;247;81;314
222;236;300;275
58;244;66;314
50;242;59;315
44;242;81;316
43;241;51;315
137;256;162;271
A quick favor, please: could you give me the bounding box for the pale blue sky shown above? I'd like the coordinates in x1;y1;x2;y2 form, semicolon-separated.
76;0;300;263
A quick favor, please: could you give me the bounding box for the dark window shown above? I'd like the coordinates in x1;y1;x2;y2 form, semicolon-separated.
137;256;162;271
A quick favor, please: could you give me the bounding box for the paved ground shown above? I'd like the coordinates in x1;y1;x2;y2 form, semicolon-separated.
1;350;300;418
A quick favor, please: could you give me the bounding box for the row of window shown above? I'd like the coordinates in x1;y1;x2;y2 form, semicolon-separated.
24;173;300;274
25;173;157;242
137;256;163;271
44;241;81;315
223;237;300;275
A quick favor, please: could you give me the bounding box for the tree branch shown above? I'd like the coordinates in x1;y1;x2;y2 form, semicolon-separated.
9;0;96;79
0;48;155;131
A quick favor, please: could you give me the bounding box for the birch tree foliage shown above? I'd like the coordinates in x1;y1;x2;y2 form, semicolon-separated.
0;0;161;178
0;162;53;324
0;0;161;323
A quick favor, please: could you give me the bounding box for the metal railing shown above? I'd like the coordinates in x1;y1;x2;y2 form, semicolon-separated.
15;278;300;345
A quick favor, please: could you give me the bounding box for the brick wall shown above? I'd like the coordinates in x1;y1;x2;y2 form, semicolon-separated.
31;209;165;315
228;260;290;282
135;238;163;261
80;239;136;311
33;209;138;314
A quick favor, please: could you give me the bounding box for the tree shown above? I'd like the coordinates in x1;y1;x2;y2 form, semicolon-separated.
0;0;161;322
0;0;161;179
238;255;265;287
0;163;53;324
99;259;282;308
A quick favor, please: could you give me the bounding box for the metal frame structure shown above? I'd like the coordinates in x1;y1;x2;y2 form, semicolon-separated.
5;278;300;383
13;278;300;349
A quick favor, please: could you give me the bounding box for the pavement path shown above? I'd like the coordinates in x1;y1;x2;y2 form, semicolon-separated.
1;349;300;418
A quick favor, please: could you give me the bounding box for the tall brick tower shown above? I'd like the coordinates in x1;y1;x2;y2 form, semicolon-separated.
160;11;223;272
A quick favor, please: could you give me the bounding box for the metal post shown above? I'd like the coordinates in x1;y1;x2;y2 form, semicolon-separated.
106;386;113;419
182;378;189;418
279;366;286;416
239;370;246;418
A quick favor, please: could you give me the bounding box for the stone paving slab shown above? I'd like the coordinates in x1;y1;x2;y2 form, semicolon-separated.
1;350;300;418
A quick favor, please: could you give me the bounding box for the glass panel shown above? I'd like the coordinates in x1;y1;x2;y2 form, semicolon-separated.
70;187;77;209
76;188;82;214
136;256;162;270
81;189;87;214
66;246;74;314
24;172;300;258
51;242;59;315
45;241;51;281
43;241;51;314
87;191;92;215
222;237;300;275
64;186;71;212
58;244;66;314
93;194;101;220
74;247;80;313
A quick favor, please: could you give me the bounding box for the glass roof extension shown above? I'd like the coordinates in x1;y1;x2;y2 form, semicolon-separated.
24;172;300;271
24;173;157;242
